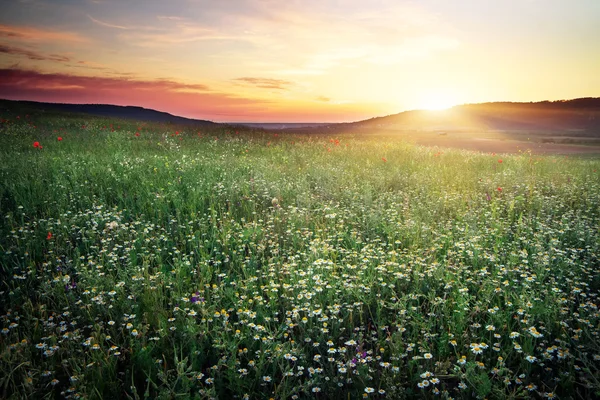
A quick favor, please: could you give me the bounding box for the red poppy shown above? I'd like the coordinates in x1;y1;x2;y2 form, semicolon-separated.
47;232;52;240
33;141;41;148
135;132;140;137
175;131;179;135
498;159;503;163
57;137;63;141
497;187;502;192
382;157;387;162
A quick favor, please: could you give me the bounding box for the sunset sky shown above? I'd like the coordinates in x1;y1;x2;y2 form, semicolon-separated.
1;0;599;122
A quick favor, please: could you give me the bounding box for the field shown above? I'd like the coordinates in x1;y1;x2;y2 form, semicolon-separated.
1;110;600;400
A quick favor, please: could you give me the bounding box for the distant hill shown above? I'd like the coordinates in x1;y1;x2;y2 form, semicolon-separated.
232;122;333;130
2;98;600;134
0;99;216;126
347;98;600;133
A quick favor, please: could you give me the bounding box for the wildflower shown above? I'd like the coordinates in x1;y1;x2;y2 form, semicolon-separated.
514;343;522;351
418;380;430;388
528;327;543;338
46;232;52;240
424;353;433;359
470;343;484;355
364;387;375;393
57;137;63;141
263;376;271;382
33;141;41;148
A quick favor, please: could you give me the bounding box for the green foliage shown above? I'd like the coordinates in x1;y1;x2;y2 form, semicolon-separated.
0;111;600;399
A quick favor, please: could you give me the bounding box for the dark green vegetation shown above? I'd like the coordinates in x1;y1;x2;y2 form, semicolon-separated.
1;107;600;399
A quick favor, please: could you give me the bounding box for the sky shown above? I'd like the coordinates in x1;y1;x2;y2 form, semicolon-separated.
0;0;599;122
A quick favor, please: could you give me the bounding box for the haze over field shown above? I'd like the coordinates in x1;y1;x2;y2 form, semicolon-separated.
1;0;599;122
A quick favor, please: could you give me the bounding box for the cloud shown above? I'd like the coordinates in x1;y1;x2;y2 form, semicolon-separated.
316;96;330;102
0;24;88;43
0;68;210;93
167;1;458;74
0;44;71;62
72;60;109;71
118;23;250;46
157;16;186;21
87;15;130;30
233;77;293;90
0;68;274;121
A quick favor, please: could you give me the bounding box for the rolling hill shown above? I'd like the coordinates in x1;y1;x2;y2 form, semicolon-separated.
0;99;216;126
347;98;600;133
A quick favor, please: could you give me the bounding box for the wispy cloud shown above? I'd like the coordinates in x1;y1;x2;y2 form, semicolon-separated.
156;15;186;21
0;24;88;43
118;23;250;46
233;77;293;90
0;44;71;63
87;15;130;30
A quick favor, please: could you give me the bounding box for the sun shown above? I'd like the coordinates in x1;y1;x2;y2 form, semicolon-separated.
418;91;457;111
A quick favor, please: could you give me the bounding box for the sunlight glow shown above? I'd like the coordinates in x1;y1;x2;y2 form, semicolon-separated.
418;92;457;111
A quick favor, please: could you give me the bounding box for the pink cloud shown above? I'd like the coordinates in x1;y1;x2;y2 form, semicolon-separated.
0;68;274;121
0;24;88;43
0;43;71;62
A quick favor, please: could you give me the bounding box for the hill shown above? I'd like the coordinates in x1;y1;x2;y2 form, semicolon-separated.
348;98;600;133
0;99;216;126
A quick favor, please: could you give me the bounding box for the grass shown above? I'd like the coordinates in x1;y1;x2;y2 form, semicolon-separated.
1;109;599;399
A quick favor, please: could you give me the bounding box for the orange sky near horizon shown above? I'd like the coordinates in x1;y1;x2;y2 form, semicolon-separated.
0;0;599;122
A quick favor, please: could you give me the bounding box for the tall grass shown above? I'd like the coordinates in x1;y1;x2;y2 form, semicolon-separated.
1;111;599;399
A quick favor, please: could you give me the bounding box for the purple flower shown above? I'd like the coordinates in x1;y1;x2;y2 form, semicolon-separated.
191;291;203;304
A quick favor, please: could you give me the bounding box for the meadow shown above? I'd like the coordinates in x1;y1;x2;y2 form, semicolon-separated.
1;110;599;400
